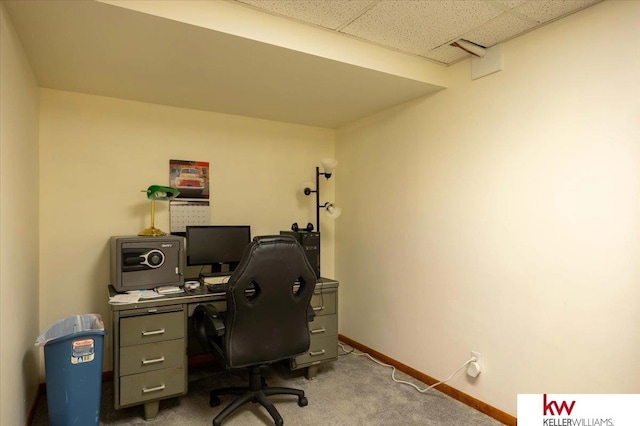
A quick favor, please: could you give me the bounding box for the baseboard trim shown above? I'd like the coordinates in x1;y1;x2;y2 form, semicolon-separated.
188;352;217;368
338;334;516;426
27;390;40;426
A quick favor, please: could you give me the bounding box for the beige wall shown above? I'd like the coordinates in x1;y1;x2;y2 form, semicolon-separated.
335;0;640;416
0;2;41;424
38;89;335;372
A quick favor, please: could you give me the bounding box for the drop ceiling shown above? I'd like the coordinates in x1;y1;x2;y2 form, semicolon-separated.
4;0;602;128
234;0;602;65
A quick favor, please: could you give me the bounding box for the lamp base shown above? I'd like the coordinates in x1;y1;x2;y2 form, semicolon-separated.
138;227;168;236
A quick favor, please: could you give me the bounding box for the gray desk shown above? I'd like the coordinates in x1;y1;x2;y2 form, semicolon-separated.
108;278;338;420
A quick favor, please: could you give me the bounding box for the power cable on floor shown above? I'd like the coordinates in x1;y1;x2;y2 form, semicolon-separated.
338;342;476;393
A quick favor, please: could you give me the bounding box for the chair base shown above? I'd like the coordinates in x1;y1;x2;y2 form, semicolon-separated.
210;365;308;426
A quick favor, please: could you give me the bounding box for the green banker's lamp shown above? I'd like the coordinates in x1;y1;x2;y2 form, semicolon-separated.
138;185;180;236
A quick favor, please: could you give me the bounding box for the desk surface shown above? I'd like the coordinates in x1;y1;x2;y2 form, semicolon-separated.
108;277;338;312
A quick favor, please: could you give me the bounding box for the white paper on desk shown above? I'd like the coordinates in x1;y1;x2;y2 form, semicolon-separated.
155;286;184;295
108;293;140;304
129;290;164;299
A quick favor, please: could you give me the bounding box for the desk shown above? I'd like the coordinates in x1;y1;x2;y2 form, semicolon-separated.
108;278;338;420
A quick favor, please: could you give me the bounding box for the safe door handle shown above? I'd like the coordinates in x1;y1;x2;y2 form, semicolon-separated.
310;328;326;334
309;349;326;356
142;384;166;393
141;329;165;336
141;356;165;365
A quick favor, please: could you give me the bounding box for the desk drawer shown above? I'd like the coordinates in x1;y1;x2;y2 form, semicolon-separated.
120;367;185;406
308;314;337;337
120;339;184;376
120;311;184;347
310;290;336;316
291;334;338;368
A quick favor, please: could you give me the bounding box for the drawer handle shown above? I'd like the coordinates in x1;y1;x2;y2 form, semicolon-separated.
310;328;326;334
309;349;326;356
141;329;165;336
141;356;165;365
312;306;324;312
142;384;166;394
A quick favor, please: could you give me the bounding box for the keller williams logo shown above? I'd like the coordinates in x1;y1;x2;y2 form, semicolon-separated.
544;394;576;416
517;394;623;426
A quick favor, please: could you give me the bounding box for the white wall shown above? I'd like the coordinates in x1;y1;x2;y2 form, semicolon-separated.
0;2;41;424
38;89;335;372
335;0;640;416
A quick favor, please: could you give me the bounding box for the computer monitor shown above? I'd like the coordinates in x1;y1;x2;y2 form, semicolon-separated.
186;225;251;275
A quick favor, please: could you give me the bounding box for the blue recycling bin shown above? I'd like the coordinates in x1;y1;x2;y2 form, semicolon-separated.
36;314;107;426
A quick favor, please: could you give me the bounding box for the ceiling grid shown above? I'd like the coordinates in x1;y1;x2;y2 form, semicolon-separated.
235;0;602;65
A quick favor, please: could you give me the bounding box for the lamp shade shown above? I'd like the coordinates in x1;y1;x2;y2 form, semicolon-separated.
324;203;342;219
301;181;314;195
146;185;180;201
321;158;338;176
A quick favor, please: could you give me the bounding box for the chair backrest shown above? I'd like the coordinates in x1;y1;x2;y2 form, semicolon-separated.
224;235;317;368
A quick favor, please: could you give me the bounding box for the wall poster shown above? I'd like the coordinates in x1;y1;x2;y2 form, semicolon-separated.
169;159;209;199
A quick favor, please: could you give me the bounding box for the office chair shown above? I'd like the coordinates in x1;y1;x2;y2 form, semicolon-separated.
193;235;317;426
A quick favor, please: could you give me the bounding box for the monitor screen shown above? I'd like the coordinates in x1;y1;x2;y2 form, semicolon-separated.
186;226;251;272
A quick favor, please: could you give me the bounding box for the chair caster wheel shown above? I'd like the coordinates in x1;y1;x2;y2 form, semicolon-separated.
210;395;221;408
298;396;308;407
275;418;284;426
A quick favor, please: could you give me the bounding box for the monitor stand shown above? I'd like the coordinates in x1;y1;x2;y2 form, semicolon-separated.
200;263;231;278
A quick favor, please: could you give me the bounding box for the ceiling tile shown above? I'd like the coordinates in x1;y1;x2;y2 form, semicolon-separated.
494;0;529;10
513;0;600;24
423;44;468;65
460;12;537;48
341;0;504;55
235;0;375;30
230;0;603;65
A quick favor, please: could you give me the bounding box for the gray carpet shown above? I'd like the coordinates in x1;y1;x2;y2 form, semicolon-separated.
32;347;505;425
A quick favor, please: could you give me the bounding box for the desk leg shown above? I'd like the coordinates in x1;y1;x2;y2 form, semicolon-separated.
305;365;319;380
144;401;160;420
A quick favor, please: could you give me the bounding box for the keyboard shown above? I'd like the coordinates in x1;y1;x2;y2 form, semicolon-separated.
206;283;228;294
202;275;231;285
156;285;183;295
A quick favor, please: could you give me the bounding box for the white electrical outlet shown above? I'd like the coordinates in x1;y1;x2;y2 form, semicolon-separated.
471;351;481;367
468;351;482;377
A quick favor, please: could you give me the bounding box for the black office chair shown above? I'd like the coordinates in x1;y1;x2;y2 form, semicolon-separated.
193;235;317;426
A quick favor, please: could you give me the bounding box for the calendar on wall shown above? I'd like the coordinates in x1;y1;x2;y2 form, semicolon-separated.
170;199;210;233
169;159;210;232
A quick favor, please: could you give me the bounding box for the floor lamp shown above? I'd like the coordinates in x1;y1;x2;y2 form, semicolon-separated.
302;159;342;232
